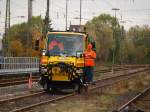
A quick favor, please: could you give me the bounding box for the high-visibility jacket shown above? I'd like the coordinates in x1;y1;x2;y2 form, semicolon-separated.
49;40;64;51
84;50;96;66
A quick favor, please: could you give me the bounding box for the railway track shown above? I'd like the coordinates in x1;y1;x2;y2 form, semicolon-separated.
0;66;137;98
117;86;150;112
0;91;45;104
94;65;140;73
0;68;120;87
0;67;149;112
0;65;142;87
0;76;39;83
0;76;39;87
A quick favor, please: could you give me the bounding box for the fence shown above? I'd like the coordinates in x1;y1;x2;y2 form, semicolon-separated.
0;57;39;75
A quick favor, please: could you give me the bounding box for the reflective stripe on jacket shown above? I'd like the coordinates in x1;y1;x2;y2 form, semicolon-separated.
84;50;96;66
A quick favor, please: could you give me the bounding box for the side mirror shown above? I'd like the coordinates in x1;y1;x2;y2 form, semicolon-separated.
35;39;39;50
76;51;83;58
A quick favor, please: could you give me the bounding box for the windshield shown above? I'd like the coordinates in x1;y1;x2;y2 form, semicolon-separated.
47;34;84;56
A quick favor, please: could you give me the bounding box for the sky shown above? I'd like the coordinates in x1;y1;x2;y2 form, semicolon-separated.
0;0;150;38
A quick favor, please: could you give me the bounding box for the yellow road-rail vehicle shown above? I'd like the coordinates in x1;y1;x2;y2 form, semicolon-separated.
39;31;93;92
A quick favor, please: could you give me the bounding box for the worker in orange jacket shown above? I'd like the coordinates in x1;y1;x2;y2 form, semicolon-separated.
49;39;64;51
84;43;96;83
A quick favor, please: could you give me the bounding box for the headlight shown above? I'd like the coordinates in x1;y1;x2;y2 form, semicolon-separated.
42;52;46;56
76;52;83;58
41;49;47;56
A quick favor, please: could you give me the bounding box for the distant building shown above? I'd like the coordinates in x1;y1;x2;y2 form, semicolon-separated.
69;25;85;32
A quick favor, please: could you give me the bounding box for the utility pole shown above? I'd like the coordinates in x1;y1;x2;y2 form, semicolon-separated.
46;0;49;20
45;0;50;29
27;0;33;56
3;0;10;56
112;8;120;21
112;8;120;74
42;0;50;38
65;0;68;31
79;0;82;26
5;0;10;36
43;0;50;38
28;0;33;21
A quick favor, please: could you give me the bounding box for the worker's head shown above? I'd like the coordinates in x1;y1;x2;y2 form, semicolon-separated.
87;43;92;51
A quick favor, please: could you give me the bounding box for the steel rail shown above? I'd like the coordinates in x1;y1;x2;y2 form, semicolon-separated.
0;76;39;87
0;91;45;104
0;67;128;87
117;86;150;112
93;67;149;84
10;93;75;112
0;65;144;82
94;66;131;73
0;79;39;87
0;76;39;83
7;68;149;112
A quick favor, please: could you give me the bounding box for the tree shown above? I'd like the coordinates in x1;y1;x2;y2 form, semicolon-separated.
4;16;52;57
85;14;122;64
9;40;24;56
127;25;150;64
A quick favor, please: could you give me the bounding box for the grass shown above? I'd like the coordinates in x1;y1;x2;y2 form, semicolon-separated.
34;72;150;112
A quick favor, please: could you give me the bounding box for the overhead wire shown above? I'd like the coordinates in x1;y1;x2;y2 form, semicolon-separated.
122;8;150;12
34;0;79;21
90;0;100;13
102;0;123;19
11;0;27;10
1;0;150;30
